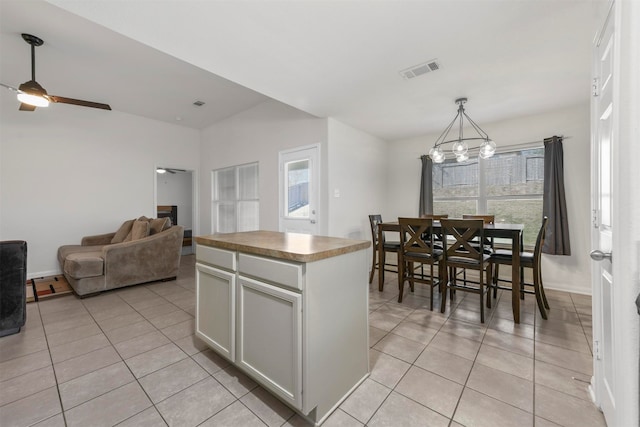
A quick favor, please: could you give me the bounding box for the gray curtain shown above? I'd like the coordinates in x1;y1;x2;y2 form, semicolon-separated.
542;136;571;255
419;155;433;216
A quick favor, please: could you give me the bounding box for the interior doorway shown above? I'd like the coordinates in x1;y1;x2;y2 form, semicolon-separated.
156;167;195;255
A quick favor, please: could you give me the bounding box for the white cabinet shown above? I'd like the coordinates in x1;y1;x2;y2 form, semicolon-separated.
195;247;236;362
237;276;302;409
195;235;369;426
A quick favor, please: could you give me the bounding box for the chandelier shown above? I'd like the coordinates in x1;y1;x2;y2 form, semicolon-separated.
428;97;496;163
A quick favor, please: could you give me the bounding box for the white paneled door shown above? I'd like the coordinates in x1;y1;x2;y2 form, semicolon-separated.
591;1;640;425
279;145;320;235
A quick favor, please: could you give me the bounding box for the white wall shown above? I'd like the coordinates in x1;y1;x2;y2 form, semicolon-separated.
157;171;193;229
327;118;388;242
0;96;200;277
386;103;592;294
199;99;327;236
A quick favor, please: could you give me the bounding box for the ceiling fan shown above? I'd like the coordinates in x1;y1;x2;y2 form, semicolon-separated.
0;33;111;112
156;168;187;174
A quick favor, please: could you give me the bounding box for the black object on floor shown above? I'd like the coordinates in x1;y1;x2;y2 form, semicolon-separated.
0;240;27;337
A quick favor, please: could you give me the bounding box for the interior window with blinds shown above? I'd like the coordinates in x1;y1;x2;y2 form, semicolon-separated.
433;147;544;246
212;162;259;233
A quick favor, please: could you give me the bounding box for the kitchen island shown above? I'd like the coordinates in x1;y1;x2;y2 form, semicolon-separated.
194;231;370;426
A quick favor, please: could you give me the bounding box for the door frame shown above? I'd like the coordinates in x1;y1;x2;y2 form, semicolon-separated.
590;1;640;425
278;144;321;234
154;164;198;249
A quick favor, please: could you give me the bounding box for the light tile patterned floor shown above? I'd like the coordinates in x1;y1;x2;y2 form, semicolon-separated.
0;255;607;426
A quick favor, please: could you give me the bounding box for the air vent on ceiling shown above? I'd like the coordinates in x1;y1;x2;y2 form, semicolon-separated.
193;100;205;107
399;59;440;80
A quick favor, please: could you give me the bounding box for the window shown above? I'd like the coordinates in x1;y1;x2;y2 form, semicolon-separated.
284;159;310;218
433;147;544;246
212;162;259;233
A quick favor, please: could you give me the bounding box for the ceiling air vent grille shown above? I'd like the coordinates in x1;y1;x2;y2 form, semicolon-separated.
193;100;205;107
399;59;440;80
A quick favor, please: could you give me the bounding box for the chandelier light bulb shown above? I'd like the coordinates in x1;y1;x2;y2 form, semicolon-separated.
456;152;469;163
451;141;468;155
480;139;496;153
429;147;445;163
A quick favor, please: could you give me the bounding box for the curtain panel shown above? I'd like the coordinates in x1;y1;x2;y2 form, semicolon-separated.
419;155;433;217
542;136;571;255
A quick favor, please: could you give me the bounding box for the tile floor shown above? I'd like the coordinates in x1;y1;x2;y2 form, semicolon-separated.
0;255;607;427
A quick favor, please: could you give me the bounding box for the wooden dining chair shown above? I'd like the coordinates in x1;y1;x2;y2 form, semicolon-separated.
462;214;496;252
490;216;550;319
397;217;443;309
368;215;400;284
459;214;495;286
440;219;493;322
420;214;448;248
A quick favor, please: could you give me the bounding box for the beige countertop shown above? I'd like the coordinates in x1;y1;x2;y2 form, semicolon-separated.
195;230;370;263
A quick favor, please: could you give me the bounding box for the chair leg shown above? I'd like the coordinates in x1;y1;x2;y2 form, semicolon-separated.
533;267;548;319
409;262;415;293
449;267;455;299
369;250;376;284
479;268;485;323
486;264;492;309
397;259;405;303
440;266;448;314
492;264;499;298
520;266;525;300
539;268;550;310
379;249;386;292
429;263;434;311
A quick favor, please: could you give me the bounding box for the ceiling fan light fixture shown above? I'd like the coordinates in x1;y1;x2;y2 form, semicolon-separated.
17;80;49;107
1;33;111;112
156;168;167;174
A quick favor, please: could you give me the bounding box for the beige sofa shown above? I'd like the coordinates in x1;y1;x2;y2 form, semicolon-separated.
58;217;184;296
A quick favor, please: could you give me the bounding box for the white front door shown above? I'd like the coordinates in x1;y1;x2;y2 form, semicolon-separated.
279;145;320;235
590;1;640;425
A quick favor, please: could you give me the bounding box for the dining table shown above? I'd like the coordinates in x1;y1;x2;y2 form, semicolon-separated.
378;220;525;323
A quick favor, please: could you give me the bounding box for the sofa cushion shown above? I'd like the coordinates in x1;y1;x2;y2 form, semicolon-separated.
129;220;150;241
64;252;104;279
149;217;170;235
111;219;135;244
58;245;105;266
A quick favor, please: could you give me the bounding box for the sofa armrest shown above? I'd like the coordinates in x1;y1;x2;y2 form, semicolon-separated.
82;233;116;246
102;226;184;288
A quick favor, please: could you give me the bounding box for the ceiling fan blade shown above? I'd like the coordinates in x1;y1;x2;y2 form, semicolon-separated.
1;82;20;92
49;95;111;110
19;103;36;111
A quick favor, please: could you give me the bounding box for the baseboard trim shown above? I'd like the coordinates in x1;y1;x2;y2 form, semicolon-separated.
543;280;592;296
27;270;62;280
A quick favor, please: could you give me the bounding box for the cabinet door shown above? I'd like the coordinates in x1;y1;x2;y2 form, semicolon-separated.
237;276;302;410
195;263;235;361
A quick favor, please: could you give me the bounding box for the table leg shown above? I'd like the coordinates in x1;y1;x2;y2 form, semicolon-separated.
512;232;521;323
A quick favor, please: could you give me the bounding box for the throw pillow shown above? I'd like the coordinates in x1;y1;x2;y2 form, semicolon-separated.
138;215;150;222
149;217;169;235
130;220;150;241
111;219;135;244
